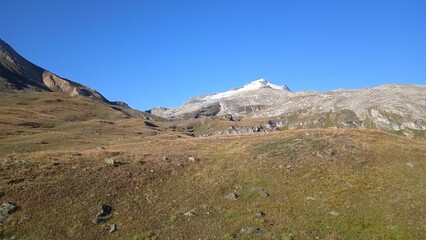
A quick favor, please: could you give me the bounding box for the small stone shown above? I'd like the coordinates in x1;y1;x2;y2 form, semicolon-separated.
406;162;414;167
340;182;352;189
306;197;316;201
330;210;340;216
255;212;265;217
183;211;196;216
188;156;197;162
0;202;18;215
104;158;117;166
95;204;113;223
96;146;106;151
0;215;6;223
286;164;295;172
241;227;264;235
162;155;169;161
253;188;269;198
225;193;239;200
2;236;16;240
109;224;117;233
98;204;112;217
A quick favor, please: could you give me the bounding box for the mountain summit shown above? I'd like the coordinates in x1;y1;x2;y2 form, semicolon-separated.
239;78;290;91
187;78;290;103
151;79;426;136
151;79;293;118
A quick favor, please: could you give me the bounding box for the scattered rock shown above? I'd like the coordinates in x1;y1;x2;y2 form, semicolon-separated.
255;212;265;217
144;121;159;128
0;202;18;215
0;214;6;223
220;114;235;121
340;182;352;189
183;210;196;217
104;158;117;166
0;202;18;223
96;146;106;151
99;204;112;217
306;197;316;201
406;162;414;167
330;210;340;216
19;159;30;164
315;151;324;158
354;157;367;164
253;188;269;198
38;140;49;144
95;204;113;223
109;223;117;233
1;236;16;240
225;193;239;200
202;125;275;136
241;227;265;235
286;164;295;172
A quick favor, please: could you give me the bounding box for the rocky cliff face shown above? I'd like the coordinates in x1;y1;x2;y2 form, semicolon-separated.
0;39;161;120
0;39;107;102
151;79;426;137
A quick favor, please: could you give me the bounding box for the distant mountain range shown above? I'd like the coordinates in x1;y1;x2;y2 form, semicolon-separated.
151;79;426;137
1;39;425;137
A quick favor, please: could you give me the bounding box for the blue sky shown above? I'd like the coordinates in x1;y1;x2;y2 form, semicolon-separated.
1;0;425;110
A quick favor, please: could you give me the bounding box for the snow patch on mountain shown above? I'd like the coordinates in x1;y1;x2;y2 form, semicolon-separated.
198;78;290;102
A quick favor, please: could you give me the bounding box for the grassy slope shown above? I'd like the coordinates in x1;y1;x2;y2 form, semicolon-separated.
0;93;425;240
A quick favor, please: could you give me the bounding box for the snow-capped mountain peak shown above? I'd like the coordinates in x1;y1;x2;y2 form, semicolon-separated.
242;78;290;91
198;78;291;102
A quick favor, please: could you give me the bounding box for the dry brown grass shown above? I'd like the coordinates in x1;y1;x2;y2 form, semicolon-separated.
0;93;425;239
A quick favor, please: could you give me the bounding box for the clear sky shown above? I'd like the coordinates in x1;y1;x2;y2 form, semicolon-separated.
1;0;425;110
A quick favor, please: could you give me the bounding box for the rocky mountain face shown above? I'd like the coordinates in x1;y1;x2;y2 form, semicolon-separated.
0;39;161;120
0;38;107;101
151;79;426;137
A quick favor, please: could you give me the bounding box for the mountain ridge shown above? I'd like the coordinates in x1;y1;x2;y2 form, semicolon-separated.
151;80;426;137
185;78;291;105
0;38;109;102
0;38;161;120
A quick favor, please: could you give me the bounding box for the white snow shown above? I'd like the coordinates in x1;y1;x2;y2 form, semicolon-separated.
202;78;290;101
